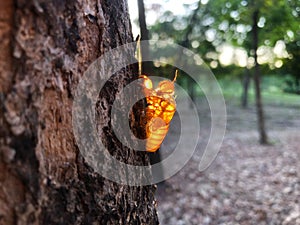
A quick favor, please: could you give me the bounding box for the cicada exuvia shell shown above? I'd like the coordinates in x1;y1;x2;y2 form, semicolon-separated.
139;71;177;152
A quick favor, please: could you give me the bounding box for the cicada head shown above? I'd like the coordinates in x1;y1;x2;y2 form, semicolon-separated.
156;80;175;95
156;70;178;95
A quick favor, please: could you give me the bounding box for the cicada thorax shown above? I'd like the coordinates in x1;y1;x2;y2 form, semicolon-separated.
140;75;177;152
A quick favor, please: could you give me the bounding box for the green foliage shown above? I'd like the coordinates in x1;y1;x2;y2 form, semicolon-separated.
149;0;298;65
150;11;183;41
260;0;299;45
147;0;299;93
149;2;215;57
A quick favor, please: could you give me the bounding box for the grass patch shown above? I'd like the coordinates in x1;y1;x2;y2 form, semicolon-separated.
216;75;300;107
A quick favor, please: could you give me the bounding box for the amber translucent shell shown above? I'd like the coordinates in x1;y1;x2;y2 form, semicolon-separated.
140;75;176;152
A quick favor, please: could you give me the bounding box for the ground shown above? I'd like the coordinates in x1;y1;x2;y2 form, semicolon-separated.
155;94;300;225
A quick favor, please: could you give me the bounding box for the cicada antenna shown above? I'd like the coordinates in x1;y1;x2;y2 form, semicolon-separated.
137;35;142;77
173;69;178;82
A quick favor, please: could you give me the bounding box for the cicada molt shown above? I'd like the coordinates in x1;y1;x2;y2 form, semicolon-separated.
139;71;177;152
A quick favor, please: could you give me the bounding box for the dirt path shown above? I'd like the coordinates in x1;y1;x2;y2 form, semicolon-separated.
156;97;300;225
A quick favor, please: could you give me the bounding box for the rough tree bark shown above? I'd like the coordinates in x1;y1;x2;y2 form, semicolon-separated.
252;8;268;144
0;0;159;224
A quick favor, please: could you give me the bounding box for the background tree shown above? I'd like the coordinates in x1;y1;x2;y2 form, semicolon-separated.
137;0;152;74
0;0;159;224
207;0;298;143
147;0;298;144
251;4;268;144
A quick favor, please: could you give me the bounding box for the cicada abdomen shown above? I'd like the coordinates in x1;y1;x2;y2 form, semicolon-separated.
140;71;177;152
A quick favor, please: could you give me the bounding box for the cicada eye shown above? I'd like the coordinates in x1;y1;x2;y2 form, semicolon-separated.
144;78;153;89
157;80;174;94
139;75;153;89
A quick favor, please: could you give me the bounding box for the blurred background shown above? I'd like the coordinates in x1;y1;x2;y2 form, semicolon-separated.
128;0;299;224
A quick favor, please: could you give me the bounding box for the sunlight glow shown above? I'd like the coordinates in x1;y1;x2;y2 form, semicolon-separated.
201;0;209;4
257;17;266;28
234;48;247;67
191;40;200;48
241;0;248;6
287;30;294;40
218;45;251;67
274;60;283;68
205;29;217;42
247;57;255;69
128;0;139;37
257;46;274;65
218;44;234;66
210;61;218;68
219;21;229;31
273;40;288;58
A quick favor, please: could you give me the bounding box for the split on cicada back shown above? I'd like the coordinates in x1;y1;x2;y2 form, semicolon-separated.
136;38;178;152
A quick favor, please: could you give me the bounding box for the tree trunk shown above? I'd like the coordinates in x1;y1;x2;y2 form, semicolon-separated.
252;9;268;144
137;0;149;42
241;68;251;108
0;0;159;224
137;0;151;74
